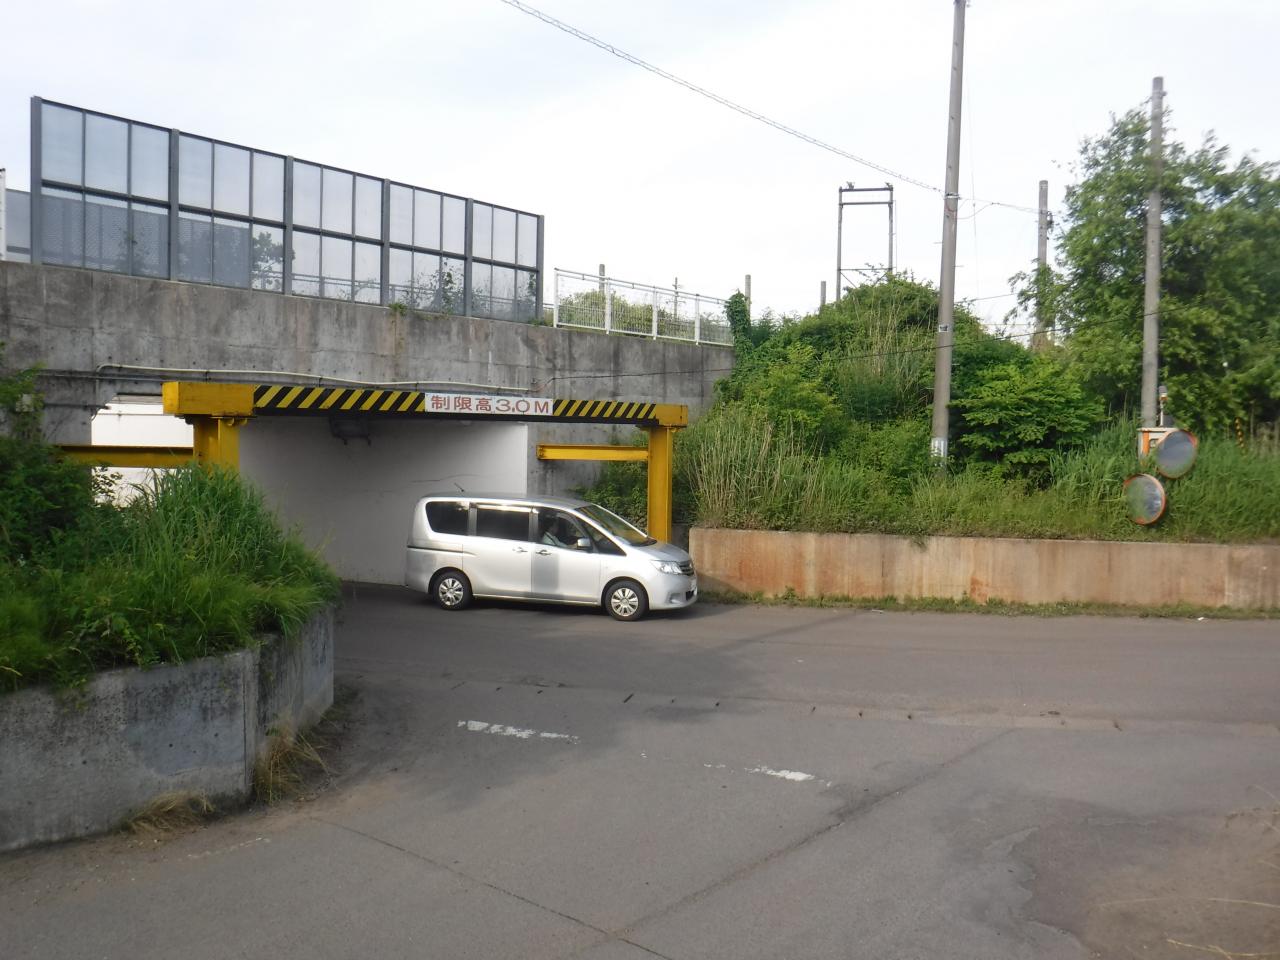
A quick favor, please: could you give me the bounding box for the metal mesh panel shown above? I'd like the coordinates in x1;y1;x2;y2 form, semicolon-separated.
176;213;213;283
212;218;251;287
555;270;607;331
130;204;168;277
42;190;85;266
84;195;129;273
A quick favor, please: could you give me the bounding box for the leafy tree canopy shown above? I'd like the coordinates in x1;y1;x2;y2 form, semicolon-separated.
1037;105;1280;432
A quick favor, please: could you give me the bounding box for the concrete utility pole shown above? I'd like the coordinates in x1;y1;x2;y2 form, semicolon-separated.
0;169;7;261
1141;77;1164;428
1032;179;1050;350
930;0;966;464
598;263;606;296
744;274;752;321
886;185;895;276
820;280;827;308
835;185;844;300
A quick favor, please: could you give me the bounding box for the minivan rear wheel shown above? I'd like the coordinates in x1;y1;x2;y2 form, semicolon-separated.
605;579;648;622
433;570;472;611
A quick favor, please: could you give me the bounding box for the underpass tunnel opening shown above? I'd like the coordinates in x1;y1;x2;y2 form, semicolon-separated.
89;395;193;501
240;417;529;585
81;383;685;587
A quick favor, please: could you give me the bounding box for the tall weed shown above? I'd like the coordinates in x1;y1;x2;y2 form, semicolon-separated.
0;466;339;693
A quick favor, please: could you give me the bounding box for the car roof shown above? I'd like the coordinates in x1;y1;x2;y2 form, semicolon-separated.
419;492;593;511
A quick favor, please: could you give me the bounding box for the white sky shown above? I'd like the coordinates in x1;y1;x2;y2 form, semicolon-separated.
2;0;1276;328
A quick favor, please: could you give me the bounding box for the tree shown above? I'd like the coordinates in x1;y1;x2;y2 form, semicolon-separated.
952;355;1102;481
1034;105;1280;432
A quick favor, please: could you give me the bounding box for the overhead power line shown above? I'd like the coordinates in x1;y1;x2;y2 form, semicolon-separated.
496;0;1039;216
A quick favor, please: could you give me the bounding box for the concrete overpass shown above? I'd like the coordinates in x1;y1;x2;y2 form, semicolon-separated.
0;260;733;582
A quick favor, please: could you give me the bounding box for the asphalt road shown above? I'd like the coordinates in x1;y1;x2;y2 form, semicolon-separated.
3;587;1279;959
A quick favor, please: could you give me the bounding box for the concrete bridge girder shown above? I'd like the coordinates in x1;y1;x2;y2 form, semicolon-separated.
4;261;733;581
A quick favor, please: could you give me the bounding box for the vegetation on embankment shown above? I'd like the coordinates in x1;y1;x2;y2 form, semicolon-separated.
582;98;1280;543
0;362;338;692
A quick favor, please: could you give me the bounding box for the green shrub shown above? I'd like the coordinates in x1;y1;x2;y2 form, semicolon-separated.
0;435;103;565
952;354;1103;480
0;465;339;693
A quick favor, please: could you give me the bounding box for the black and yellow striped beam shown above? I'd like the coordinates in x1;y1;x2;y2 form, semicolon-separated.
254;385;428;415
549;398;658;422
249;385;685;426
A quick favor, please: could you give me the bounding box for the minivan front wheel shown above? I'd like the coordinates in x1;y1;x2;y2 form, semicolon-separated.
433;570;472;611
605;579;648;622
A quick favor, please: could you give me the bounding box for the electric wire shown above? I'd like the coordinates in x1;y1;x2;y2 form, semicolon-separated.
496;0;1040;216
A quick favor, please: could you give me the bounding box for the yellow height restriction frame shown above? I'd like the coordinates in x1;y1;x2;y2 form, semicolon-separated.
146;381;685;543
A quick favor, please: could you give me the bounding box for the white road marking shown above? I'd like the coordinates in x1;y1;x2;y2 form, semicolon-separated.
458;720;579;743
702;761;827;785
747;765;816;782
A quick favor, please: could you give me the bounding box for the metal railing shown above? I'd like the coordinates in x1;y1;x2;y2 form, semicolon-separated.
550;268;732;346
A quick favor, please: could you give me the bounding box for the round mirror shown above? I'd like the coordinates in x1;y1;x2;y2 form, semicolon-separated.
1154;429;1198;479
1124;473;1167;525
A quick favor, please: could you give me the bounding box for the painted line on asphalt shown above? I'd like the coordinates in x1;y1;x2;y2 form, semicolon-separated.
458;720;579;743
747;765;817;782
703;761;831;786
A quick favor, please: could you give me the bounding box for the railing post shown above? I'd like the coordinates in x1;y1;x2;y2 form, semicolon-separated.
552;269;560;328
604;277;612;334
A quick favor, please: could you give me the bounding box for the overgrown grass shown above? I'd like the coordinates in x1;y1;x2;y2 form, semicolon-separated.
0;466;339;693
253;726;329;804
584;409;1280;543
124;792;217;835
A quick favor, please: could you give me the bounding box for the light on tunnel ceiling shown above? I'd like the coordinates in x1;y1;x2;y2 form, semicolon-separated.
329;418;372;446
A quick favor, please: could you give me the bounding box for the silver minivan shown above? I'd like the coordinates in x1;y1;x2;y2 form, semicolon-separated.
404;494;697;621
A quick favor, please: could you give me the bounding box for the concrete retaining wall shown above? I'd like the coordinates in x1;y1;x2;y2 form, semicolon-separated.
0;607;334;853
690;528;1280;609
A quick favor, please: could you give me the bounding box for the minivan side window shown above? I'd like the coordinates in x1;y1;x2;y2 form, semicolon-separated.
426;501;468;536
475;505;532;541
537;509;591;550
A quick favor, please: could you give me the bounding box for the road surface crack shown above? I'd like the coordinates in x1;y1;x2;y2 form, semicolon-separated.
306;814;676;959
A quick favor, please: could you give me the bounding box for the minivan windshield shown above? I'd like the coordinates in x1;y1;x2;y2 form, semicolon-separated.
579;503;656;546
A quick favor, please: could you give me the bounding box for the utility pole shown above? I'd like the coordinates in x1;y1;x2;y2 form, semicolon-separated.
886;185;895;276
1141;77;1164;428
1031;179;1050;350
744;273;752;321
0;169;7;261
835;186;844;301
930;0;966;464
820;280;827;308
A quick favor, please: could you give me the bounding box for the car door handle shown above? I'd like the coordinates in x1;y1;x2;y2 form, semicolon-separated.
513;546;527;553
535;549;551;556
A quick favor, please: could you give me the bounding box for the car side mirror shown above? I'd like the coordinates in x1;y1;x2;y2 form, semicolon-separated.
575;537;592;551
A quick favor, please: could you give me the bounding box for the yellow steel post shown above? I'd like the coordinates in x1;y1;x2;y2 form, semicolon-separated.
163;382;256;471
645;425;675;543
190;417;245;470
